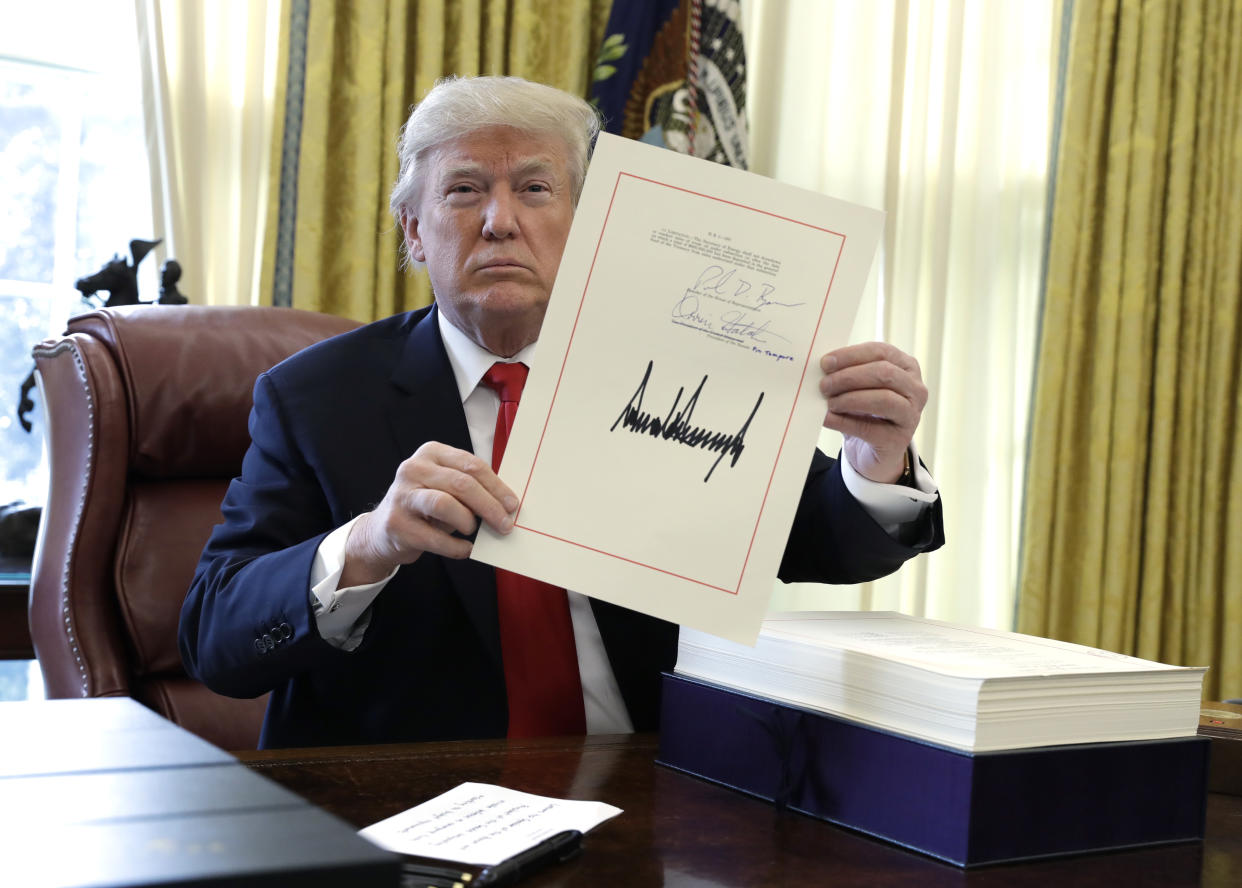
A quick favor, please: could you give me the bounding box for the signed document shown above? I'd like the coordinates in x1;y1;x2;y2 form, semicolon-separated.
471;133;882;644
359;782;620;866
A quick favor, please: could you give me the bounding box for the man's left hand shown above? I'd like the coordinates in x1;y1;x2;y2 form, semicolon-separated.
820;342;928;484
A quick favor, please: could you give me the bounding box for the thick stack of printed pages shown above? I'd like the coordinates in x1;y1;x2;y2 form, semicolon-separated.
675;612;1207;752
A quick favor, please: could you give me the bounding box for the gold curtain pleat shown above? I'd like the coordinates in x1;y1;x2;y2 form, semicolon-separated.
263;0;610;322
1019;0;1242;699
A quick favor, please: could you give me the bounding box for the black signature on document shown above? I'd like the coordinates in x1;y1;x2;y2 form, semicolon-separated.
691;264;804;310
610;360;764;482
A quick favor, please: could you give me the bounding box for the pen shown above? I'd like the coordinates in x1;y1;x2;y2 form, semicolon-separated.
473;830;583;887
401;860;473;888
401;876;464;888
401;861;472;882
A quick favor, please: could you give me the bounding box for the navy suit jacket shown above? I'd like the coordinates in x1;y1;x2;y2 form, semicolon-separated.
180;306;943;748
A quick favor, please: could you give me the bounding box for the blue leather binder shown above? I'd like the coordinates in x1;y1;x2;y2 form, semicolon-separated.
657;673;1209;867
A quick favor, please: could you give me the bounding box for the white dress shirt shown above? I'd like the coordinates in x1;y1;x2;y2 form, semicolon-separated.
308;310;938;734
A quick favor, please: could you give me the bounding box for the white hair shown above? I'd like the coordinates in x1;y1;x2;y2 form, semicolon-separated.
389;76;601;263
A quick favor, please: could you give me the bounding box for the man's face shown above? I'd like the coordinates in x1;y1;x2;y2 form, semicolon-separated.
403;126;575;357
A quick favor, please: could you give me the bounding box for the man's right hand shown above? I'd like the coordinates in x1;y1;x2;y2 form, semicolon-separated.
340;442;519;587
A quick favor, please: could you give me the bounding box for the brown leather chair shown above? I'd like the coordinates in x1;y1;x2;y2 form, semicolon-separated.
30;305;361;749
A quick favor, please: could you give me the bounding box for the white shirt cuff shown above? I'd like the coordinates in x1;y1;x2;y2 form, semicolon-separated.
839;443;939;537
309;515;397;651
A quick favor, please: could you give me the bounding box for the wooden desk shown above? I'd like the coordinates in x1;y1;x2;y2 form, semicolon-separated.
240;733;1242;887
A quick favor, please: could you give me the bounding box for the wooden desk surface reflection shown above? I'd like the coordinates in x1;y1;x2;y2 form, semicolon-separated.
239;733;1242;888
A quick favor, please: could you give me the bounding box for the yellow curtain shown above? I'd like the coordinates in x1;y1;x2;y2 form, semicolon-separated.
258;0;611;321
1019;0;1242;699
137;0;284;307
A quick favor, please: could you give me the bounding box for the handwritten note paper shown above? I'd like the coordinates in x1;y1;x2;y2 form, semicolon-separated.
358;782;620;866
471;133;883;644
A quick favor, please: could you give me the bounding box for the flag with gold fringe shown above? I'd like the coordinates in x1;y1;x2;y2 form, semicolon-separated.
590;0;748;169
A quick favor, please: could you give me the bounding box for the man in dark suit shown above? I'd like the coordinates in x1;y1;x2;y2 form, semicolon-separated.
180;76;943;749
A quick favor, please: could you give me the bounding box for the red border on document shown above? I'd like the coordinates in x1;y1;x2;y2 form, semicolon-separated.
513;171;847;596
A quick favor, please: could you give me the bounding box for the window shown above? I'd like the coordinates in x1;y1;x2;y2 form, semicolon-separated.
0;2;155;513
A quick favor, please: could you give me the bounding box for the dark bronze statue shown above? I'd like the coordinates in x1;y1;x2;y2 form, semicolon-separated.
18;237;174;433
16;375;37;435
75;238;162;307
159;259;188;304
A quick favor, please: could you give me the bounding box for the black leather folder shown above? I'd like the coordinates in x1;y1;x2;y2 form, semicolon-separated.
0;698;399;887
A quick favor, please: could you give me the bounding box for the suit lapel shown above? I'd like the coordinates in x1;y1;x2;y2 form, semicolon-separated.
387;306;472;453
387;306;503;671
589;597;680;731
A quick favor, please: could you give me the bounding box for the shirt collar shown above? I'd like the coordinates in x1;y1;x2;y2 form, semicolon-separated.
436;308;538;404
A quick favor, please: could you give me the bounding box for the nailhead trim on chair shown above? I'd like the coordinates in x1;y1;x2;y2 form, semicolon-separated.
34;339;93;698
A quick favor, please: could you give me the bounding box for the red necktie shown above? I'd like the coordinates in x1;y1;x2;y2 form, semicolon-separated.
481;362;586;737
